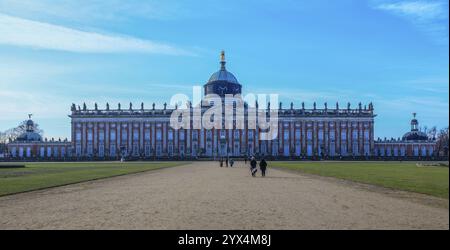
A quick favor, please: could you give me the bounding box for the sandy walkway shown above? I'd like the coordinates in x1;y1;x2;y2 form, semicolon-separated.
0;162;448;229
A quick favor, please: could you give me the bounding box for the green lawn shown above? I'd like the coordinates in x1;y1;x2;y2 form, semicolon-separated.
271;161;449;198
0;162;186;197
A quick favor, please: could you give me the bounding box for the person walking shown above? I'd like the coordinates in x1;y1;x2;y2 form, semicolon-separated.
250;157;257;177
225;157;229;167
259;158;268;177
230;158;234;167
220;158;223;167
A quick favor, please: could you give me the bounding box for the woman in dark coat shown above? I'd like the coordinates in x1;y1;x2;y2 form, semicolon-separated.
259;158;268;177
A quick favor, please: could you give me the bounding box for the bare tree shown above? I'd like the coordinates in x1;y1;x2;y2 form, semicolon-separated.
435;127;449;157
0;120;44;143
427;126;437;139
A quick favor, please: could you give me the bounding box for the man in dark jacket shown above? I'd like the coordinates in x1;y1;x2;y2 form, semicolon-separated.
259;158;268;177
250;157;257;177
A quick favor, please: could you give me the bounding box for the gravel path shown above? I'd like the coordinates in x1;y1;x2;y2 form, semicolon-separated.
0;162;448;229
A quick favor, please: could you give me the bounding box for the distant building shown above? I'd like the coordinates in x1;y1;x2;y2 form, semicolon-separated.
374;113;436;158
6;116;71;160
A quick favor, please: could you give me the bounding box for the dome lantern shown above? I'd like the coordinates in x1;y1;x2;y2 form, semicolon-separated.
220;50;226;70
411;112;419;131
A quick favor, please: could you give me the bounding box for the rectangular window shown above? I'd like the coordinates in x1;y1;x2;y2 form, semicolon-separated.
295;130;300;139
284;130;289;140
364;144;370;156
133;129;139;141
329;130;335;140
180;130;185;140
341;144;347;156
352;143;359;156
341;131;347;140
421;146;427;156
98;145;104;157
156;130;162;140
110;145;116;157
110;130;116;140
386;147;391;156
318;130;324;141
364;131;369;140
307;131;312;140
400;147;406;156
122;131;128;141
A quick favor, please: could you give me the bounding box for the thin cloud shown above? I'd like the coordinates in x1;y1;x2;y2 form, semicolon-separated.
0;13;194;55
377;1;444;18
0;0;191;22
373;0;449;44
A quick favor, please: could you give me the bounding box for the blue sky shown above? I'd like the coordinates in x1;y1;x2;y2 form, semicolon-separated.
0;0;448;139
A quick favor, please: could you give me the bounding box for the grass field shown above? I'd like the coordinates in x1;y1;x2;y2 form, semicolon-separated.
0;162;186;197
271;161;449;198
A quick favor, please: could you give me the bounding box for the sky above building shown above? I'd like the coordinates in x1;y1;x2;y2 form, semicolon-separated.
0;0;448;139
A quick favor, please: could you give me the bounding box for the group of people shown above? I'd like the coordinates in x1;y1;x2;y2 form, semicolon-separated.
247;156;268;177
219;157;234;167
220;156;268;177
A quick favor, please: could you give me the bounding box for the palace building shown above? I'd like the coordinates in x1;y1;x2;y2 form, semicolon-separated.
3;52;437;160
69;52;377;160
